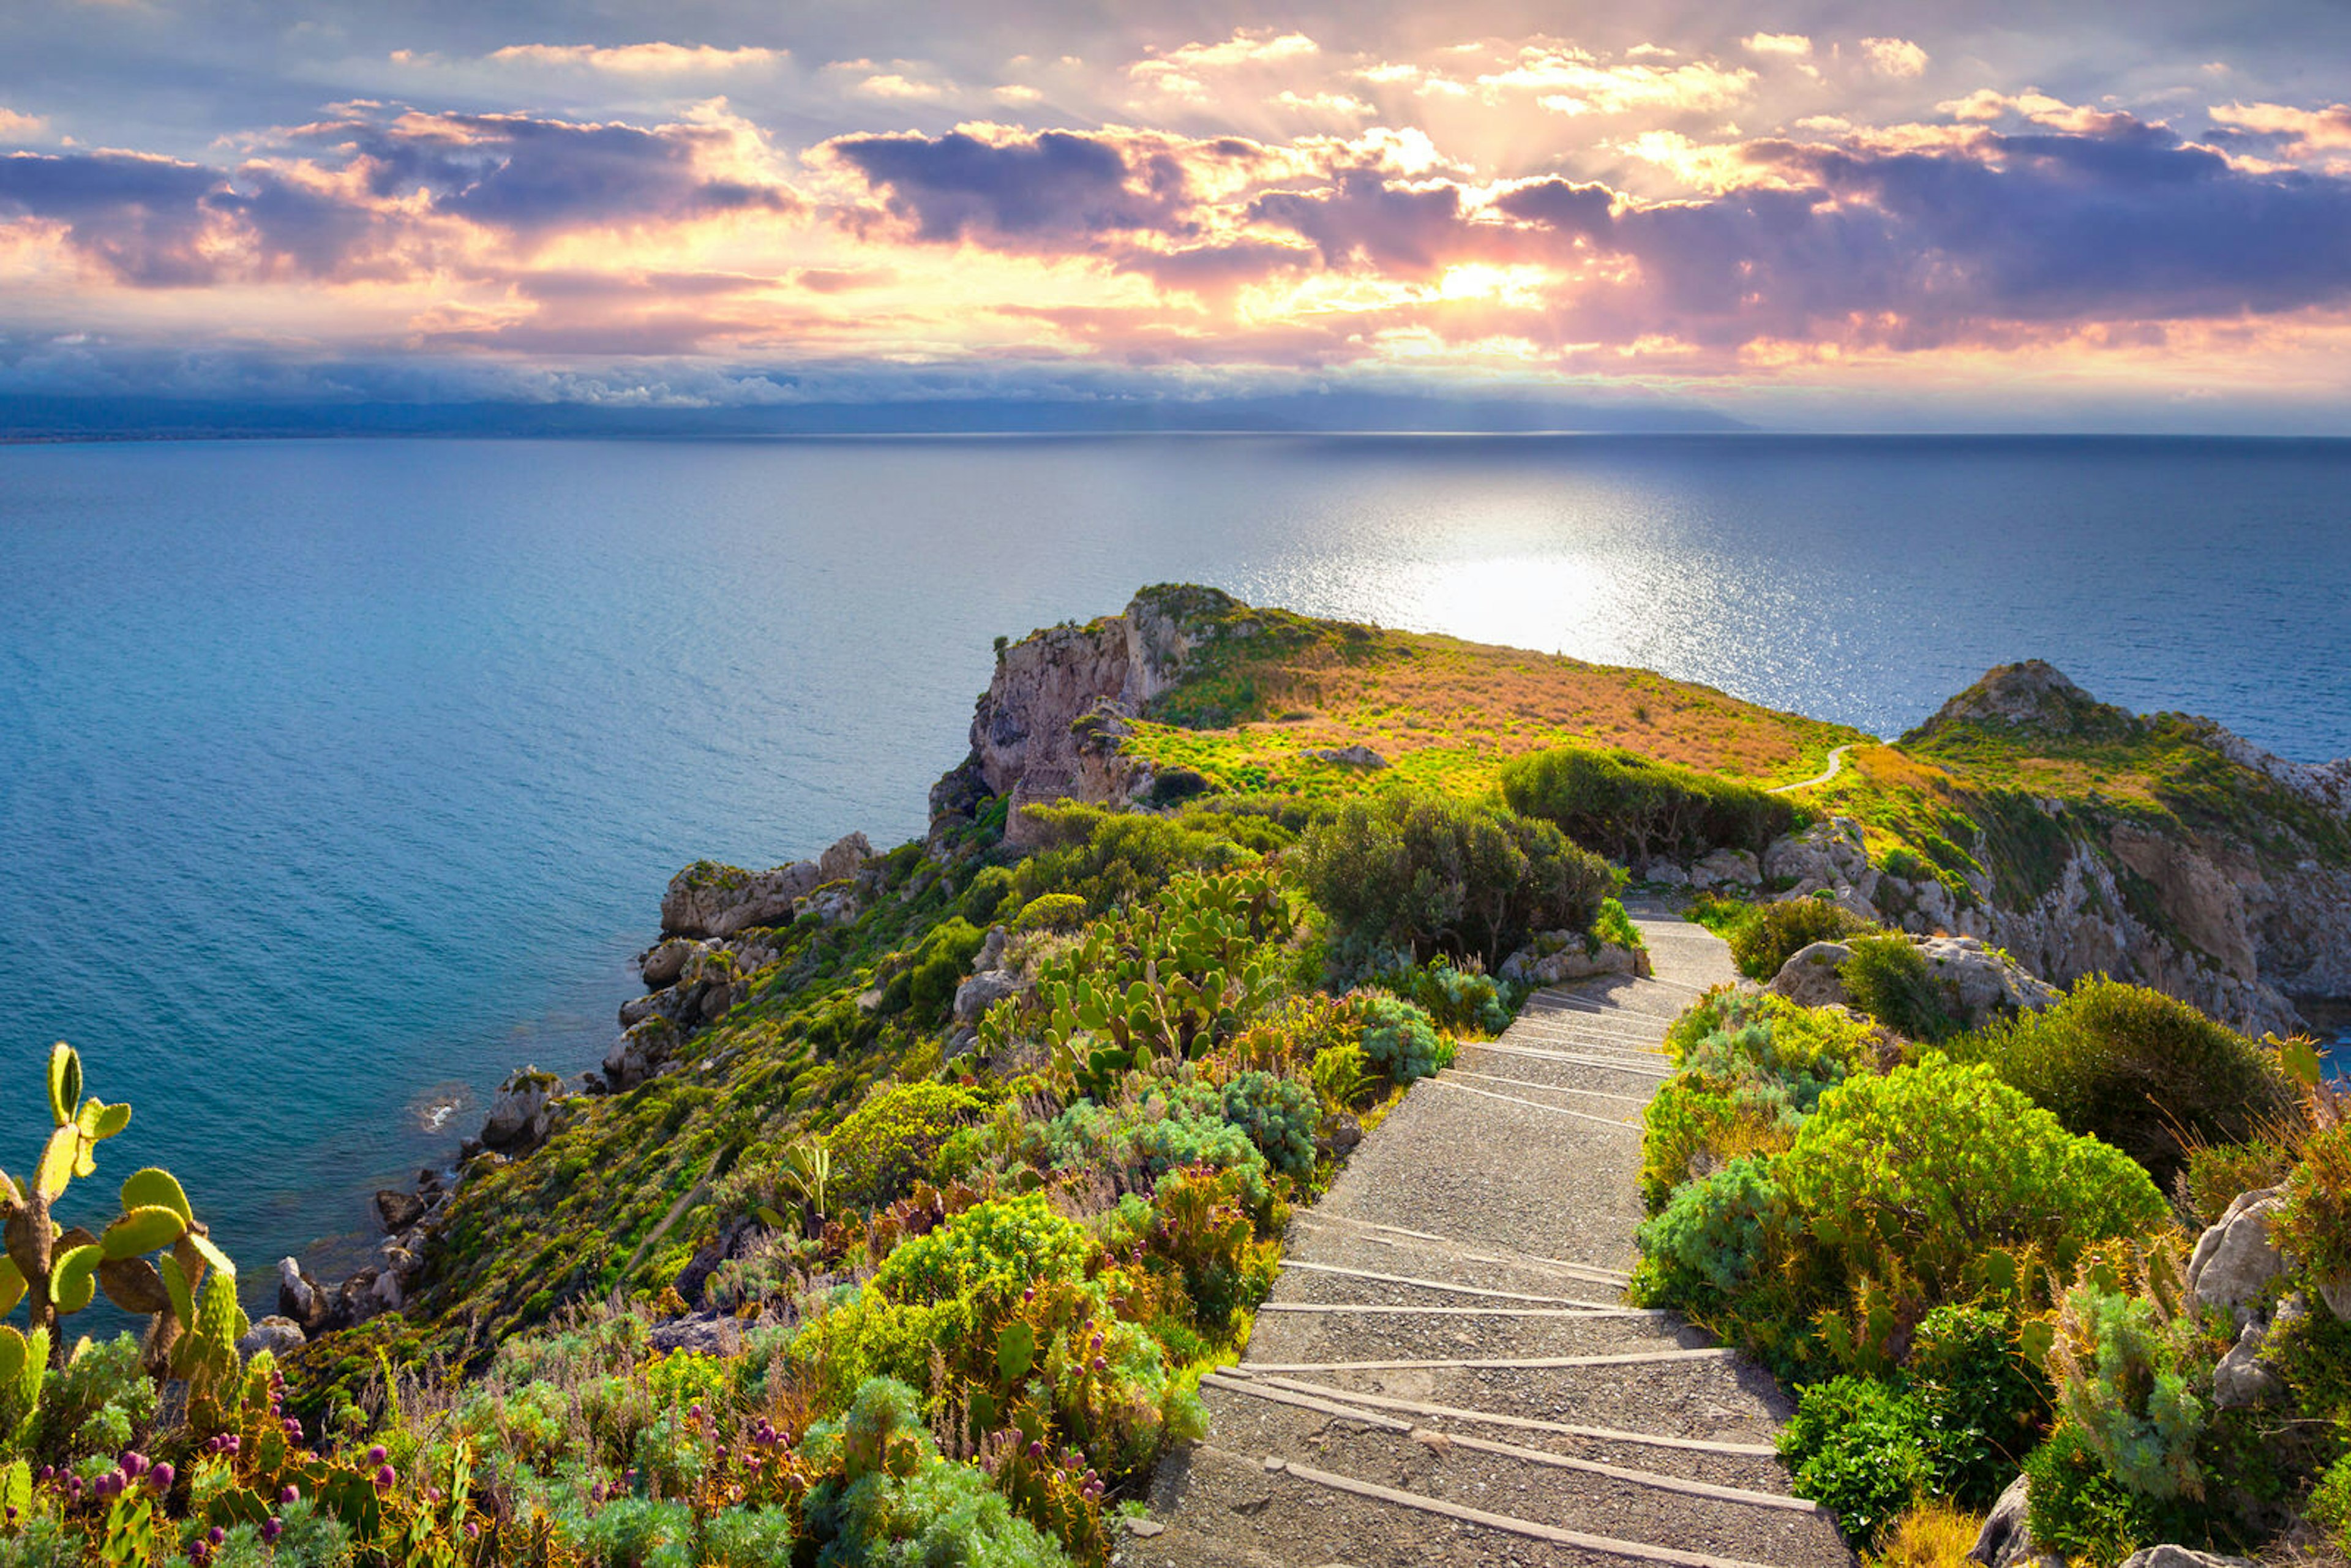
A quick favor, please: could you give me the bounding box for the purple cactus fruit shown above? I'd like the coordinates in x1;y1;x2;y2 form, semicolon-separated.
366;1445;388;1466
465;1523;480;1540
280;1484;299;1505
1091;1356;1106;1373
374;1465;396;1491
150;1462;175;1491
261;1520;283;1544
207;1527;225;1545
1021;1286;1035;1302
121;1451;146;1477
1090;1332;1103;1352
1026;1440;1044;1460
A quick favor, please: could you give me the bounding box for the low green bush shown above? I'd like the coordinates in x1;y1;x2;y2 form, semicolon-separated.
2022;1421;2188;1567
1294;791;1611;970
1499;744;1798;866
1778;1376;1933;1550
1723;898;1877;980
1780;1059;2168;1308
1842;934;1958;1042
1949;978;2297;1190
1014;893;1089;933
1633;1156;1795;1316
1218;1070;1320;1180
1378;958;1510;1034
1357;994;1448;1086
906;917;989;1022
828;1081;986;1210
961;865;1019;924
1905;1305;2050;1509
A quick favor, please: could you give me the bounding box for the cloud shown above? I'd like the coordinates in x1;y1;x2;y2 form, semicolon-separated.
1130;30;1318;100
482;43;784;73
1272;91;1374;117
855;73;948;100
0;151;222;283
2210;100;2351;152
0;109;45;140
1742;33;1814;59
1478;50;1757;116
822;126;1206;246
1860;38;1930;78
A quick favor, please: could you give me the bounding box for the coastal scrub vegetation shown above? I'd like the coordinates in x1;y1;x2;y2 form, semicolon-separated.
18;587;2348;1567
1633;972;2348;1562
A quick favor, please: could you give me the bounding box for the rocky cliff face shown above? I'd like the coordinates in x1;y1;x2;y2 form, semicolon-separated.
1789;663;2351;1035
932;585;1238;845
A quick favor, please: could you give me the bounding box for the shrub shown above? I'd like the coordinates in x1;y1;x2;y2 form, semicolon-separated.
1640;992;1870;1209
2274;1122;2351;1289
828;1082;985;1209
2177;1139;2290;1229
1308;1042;1373;1112
1779;1059;2169;1307
1634;1156;1796;1315
1905;1305;2050;1507
1014;893;1089;933
801;1378;1073;1568
1843;934;1958;1043
1949;979;2297;1190
1357;994;1448;1086
2022;1421;2180;1567
1012;803;1258;913
872;1193;1093;1317
1499;745;1798;866
906;917;988;1022
1779;1376;1933;1550
2311;1450;2351;1555
962;864;1019;923
1219;1071;1321;1180
1379;958;1510;1035
2047;1280;2208;1501
1294;792;1611;970
1725;898;1877;981
1589;895;1643;955
1016;1092;1270;1200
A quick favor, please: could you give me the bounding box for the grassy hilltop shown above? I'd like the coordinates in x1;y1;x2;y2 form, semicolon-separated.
3;586;2347;1568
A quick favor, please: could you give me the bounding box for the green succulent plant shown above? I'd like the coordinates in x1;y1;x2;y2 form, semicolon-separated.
0;1044;241;1387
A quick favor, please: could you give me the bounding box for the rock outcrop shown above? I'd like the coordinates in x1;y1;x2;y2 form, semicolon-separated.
2187;1187;2287;1327
934;585;1246;846
1764;931;2056;1030
1498;934;1652;986
659;833;872;939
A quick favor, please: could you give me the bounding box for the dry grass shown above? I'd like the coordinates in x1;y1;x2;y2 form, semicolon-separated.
1128;625;1863;801
1864;1499;1985;1568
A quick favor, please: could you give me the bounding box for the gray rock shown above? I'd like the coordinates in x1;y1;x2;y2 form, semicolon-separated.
1767;941;1853;1008
2186;1187;2287;1326
1307;745;1388;768
2116;1549;2257;1568
1690;847;1761;890
1499;936;1650;986
237;1316;307;1361
2212;1318;2283;1408
648;1310;746;1356
639;936;698;988
276;1257;328;1333
973;925;1008;973
1970;1472;2058;1568
374;1189;426;1234
1642;860;1692;887
1763;817;1880;912
953;969;1020;1024
479;1068;561;1153
1916;934;2061;1022
2320;1271;2351;1321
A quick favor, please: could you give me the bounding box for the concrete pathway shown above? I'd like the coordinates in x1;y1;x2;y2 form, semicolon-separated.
1134;905;1853;1568
1766;745;1854;795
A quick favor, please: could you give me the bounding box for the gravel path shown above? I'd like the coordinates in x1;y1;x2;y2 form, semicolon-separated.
1131;906;1854;1568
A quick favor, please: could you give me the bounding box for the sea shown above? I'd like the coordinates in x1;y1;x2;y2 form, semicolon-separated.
2;433;2347;1302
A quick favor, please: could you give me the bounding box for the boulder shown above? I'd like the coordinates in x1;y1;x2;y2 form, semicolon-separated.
953;969;1019;1024
336;1268;386;1327
1308;745;1388;768
2212;1318;2283;1408
2186;1187;2287;1326
1763;817;1879;910
659;833;873;939
648;1310;747;1356
479;1069;561;1153
1690;847;1761;890
1970;1472;2058;1568
373;1189;426;1234
2117;1550;2256;1568
604;1016;680;1091
639;936;699;988
1915;934;2061;1022
1641;860;1692;887
1768;942;1853;1008
276;1258;330;1334
236;1316;307;1361
1499;936;1651;986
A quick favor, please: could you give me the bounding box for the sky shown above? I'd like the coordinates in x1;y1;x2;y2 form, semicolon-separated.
7;1;2351;430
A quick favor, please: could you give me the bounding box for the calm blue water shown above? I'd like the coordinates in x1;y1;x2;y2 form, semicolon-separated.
3;434;2347;1296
